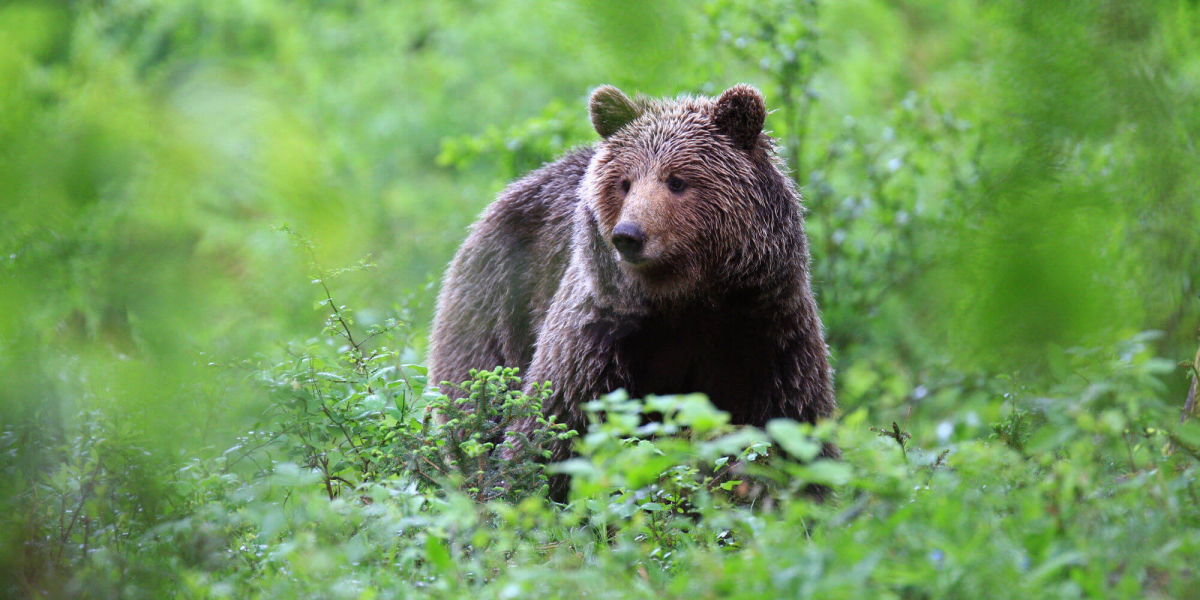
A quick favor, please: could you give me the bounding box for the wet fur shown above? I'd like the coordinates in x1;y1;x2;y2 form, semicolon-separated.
428;85;837;500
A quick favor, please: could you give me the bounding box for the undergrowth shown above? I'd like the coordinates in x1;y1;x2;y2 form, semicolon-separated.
4;263;1199;600
3;2;1199;598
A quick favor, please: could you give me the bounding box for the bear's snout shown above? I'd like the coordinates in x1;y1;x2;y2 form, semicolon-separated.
611;222;646;261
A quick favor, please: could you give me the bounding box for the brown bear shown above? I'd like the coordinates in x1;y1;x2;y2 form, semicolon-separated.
428;84;837;498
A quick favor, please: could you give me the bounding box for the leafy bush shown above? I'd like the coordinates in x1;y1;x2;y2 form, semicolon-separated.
8;283;1199;599
410;366;573;502
223;247;574;507
4;0;1200;599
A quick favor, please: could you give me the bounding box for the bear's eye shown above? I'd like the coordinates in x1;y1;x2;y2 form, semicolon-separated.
619;179;631;194
666;175;687;194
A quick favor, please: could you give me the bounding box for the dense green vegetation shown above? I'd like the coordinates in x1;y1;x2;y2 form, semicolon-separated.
3;0;1199;598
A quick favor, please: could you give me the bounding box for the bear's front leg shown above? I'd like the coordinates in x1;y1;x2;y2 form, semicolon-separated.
506;285;632;501
522;302;631;455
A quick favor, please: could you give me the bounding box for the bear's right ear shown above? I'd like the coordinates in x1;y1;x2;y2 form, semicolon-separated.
713;84;767;152
589;85;641;139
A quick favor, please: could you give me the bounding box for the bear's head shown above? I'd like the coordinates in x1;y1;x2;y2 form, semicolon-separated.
582;84;801;301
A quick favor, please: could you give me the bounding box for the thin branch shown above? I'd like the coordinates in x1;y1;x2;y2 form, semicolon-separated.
1180;330;1199;425
1183;377;1198;425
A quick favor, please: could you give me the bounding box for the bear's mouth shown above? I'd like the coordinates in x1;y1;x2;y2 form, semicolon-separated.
619;254;651;267
617;253;677;283
615;249;664;270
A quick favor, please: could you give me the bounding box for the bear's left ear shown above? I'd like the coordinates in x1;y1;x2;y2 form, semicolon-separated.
713;84;766;152
590;85;642;138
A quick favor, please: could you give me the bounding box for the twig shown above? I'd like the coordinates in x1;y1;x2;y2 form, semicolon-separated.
305;252;359;350
1180;324;1200;426
1182;376;1198;426
870;406;914;461
56;467;100;565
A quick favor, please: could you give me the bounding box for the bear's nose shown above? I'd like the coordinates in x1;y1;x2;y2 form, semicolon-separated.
611;222;645;260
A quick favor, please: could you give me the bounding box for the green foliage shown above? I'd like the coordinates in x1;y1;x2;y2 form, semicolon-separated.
9;330;1200;598
438;101;595;184
221;243;571;505
412;367;573;502
3;0;1200;598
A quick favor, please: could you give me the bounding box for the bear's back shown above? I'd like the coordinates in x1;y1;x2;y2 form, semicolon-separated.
428;147;594;389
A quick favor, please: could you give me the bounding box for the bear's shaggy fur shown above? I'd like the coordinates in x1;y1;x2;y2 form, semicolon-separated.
428;85;837;497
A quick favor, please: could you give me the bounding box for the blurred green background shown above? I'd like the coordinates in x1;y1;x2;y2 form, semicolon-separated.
2;0;1199;596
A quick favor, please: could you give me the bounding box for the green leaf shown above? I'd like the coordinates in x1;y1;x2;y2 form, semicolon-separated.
425;536;453;574
1174;420;1200;449
765;419;822;462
